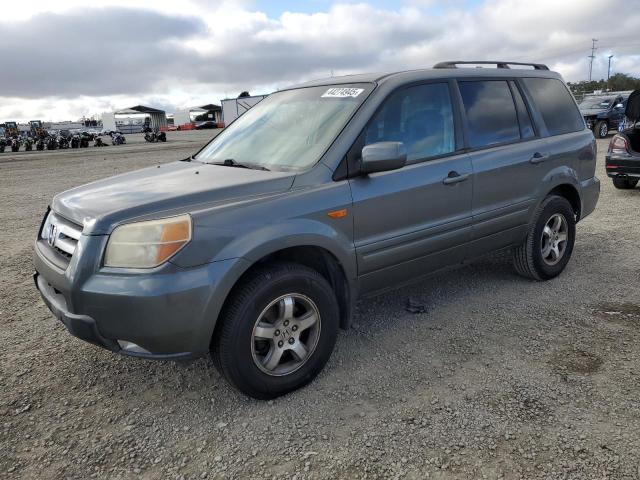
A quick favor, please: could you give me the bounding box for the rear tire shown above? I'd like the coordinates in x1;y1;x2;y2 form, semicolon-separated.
612;177;638;190
212;262;339;399
594;120;608;138
513;195;576;281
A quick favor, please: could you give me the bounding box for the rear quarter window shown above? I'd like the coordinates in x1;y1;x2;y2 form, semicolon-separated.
522;78;584;136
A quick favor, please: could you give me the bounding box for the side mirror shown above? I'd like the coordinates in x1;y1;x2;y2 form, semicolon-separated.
615;103;624;109
361;141;407;174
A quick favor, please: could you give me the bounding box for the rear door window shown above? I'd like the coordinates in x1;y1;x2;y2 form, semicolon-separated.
522;78;584;136
459;80;520;148
364;83;455;163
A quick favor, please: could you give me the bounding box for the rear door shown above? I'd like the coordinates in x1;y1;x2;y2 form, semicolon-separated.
458;79;546;254
520;76;593;186
349;81;473;293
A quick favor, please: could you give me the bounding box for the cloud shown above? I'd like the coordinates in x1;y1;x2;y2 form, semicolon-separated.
0;9;206;98
1;0;639;121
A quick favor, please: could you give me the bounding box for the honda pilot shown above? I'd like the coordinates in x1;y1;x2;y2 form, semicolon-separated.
34;61;600;399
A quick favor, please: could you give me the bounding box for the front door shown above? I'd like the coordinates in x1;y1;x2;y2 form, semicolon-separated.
348;82;473;294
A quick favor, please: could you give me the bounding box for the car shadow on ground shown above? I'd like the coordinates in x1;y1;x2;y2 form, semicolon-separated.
57;251;533;404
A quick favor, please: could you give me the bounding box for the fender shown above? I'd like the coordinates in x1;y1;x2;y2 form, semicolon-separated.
529;164;581;222
194;219;357;351
215;218;357;281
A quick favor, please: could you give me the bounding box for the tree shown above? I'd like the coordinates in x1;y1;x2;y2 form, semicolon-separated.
607;73;640;91
567;73;640;98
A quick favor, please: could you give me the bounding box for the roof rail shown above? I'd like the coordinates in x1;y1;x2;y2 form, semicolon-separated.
433;61;549;71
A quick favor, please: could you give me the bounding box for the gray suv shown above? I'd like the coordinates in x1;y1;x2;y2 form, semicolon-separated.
34;61;600;398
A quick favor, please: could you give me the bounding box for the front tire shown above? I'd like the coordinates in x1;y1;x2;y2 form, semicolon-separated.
594;120;608;138
212;263;339;399
612;177;638;190
513;195;576;281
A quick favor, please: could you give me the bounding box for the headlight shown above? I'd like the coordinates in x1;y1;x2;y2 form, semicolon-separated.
104;214;192;268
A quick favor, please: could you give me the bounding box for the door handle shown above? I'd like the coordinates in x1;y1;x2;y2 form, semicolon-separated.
530;152;549;164
442;171;469;185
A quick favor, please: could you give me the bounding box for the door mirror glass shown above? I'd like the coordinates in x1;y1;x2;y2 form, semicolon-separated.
361;142;407;174
615;103;624;109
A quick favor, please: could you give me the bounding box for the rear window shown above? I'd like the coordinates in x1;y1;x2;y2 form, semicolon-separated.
459;80;520;148
522;78;584;136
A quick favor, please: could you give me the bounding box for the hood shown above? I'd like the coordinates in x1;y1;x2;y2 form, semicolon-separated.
580;108;607;117
626;90;640;123
52;161;295;234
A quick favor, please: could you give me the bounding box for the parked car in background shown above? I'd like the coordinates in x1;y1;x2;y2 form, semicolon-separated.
100;128;121;136
34;61;599;399
195;120;218;130
579;91;631;138
605;89;640;189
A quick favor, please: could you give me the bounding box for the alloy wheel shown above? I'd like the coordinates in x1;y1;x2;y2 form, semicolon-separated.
599;123;608;138
251;294;321;376
540;213;569;266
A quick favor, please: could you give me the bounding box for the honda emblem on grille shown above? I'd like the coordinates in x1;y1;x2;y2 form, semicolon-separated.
48;223;57;247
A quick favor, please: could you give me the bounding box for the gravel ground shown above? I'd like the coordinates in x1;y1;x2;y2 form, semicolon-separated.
1;132;639;480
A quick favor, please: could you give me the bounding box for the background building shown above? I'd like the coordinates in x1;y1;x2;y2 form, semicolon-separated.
101;105;167;133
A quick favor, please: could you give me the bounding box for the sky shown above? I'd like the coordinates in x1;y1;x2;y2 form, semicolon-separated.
0;0;638;122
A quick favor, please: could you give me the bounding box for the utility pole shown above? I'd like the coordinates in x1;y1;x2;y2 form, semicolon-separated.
588;38;598;81
607;54;614;81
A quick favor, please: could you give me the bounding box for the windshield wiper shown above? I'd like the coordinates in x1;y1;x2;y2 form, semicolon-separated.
209;158;270;171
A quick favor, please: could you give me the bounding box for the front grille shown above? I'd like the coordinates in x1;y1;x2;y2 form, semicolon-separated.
40;212;83;266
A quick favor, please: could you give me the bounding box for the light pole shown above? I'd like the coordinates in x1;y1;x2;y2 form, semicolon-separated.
607;55;614;81
588;38;598;81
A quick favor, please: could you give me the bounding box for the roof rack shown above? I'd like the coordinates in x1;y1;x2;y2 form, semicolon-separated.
433;61;549;71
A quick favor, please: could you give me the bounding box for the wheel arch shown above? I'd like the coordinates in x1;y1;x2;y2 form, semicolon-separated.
205;239;356;354
547;183;582;221
236;245;354;330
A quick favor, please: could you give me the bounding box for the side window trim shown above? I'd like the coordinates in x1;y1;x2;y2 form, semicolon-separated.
508;80;538;139
514;77;550;138
449;78;467;151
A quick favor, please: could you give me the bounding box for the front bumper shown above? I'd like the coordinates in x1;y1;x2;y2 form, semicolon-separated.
34;272;119;352
34;235;249;359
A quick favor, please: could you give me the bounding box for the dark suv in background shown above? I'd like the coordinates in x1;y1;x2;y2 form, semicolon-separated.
35;61;599;398
579;91;630;138
605;89;640;189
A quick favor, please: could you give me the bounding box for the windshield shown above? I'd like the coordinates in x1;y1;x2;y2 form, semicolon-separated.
196;84;373;171
579;96;614;110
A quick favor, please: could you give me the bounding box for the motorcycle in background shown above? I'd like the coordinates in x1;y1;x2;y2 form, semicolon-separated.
24;137;34;151
80;133;91;148
36;137;45;151
11;137;21;152
144;129;167;143
94;137;108;147
71;134;81;149
111;132;126;145
58;135;69;149
0;138;6;153
46;136;57;150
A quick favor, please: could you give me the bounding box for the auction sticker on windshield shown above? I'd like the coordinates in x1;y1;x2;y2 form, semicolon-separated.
322;88;364;98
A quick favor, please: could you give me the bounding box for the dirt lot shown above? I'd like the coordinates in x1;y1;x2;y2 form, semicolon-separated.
1;132;639;479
